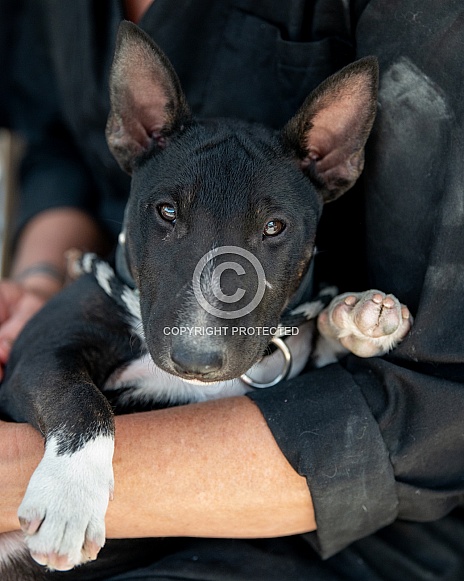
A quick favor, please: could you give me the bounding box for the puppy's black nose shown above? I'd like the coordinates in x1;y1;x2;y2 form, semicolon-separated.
171;347;224;377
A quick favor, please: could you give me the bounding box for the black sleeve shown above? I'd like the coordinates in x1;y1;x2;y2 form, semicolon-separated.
15;135;99;237
250;0;464;559
10;0;98;237
249;364;398;558
0;0;26;128
249;353;464;558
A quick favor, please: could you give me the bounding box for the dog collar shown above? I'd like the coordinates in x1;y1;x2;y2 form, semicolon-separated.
241;283;335;388
75;252;334;389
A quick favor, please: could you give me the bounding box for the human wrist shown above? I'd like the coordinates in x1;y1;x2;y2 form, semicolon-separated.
13;262;65;299
0;421;42;533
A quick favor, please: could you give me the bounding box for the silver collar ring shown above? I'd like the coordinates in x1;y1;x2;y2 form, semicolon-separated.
240;336;292;389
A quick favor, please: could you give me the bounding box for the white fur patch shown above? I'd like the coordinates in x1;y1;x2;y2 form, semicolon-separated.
94;261;114;296
18;435;114;570
105;353;249;404
286;285;337;322
121;286;141;322
82;253;97;274
312;335;348;368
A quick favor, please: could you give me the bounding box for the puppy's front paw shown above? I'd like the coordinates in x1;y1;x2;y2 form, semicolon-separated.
318;290;412;358
18;435;114;571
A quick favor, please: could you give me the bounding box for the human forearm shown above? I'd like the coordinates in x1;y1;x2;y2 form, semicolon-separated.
11;207;110;293
0;397;315;538
107;396;315;539
0;421;43;532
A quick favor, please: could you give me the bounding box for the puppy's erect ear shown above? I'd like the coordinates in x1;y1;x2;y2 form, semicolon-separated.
106;21;192;173
282;57;378;202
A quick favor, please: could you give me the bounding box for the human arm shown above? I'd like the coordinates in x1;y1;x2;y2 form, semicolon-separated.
0;208;110;374
0;396;315;538
2;346;464;559
2;0;464;563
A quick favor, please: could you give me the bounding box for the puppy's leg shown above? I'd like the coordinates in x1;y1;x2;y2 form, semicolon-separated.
317;290;412;360
0;275;133;571
17;428;114;571
2;357;116;572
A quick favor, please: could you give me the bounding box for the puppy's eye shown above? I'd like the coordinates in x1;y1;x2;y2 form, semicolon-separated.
263;219;285;237
158;203;176;223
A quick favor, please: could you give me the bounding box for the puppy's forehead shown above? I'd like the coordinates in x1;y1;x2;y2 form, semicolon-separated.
191;121;278;158
133;121;316;212
156;122;281;176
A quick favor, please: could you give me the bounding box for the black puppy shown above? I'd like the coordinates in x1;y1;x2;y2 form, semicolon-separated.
0;22;411;578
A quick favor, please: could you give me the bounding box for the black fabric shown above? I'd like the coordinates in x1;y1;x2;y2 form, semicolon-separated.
250;0;464;566
7;0;464;579
50;520;464;581
10;0;358;240
0;0;25;128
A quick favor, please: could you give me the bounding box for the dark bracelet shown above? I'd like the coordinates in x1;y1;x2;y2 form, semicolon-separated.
14;262;65;285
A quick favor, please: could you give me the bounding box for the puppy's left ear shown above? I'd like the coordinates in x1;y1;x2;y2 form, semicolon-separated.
106;21;192;173
282;57;378;202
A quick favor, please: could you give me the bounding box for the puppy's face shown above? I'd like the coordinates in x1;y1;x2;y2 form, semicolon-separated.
125;120;320;381
106;22;378;381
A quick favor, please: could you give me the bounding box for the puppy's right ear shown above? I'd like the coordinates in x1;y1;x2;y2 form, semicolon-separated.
106;21;192;173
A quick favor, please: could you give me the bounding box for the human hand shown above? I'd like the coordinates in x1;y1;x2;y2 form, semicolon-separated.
0;208;110;378
0;277;60;379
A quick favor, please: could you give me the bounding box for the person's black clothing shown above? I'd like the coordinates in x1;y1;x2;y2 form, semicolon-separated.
9;1;464;579
0;0;25;128
11;0;368;241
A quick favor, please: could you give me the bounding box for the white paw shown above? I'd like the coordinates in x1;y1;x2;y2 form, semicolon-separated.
18;435;114;571
318;290;412;358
